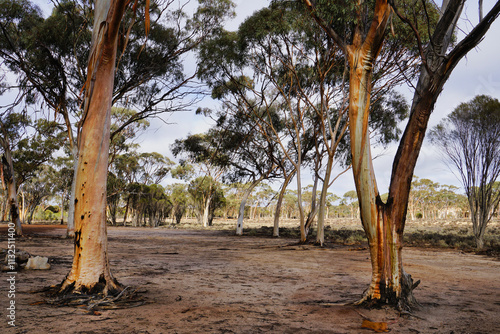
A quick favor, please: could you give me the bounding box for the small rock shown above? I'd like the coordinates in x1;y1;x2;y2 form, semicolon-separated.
25;256;51;270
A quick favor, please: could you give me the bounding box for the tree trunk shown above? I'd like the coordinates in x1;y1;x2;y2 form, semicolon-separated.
348;59;395;305
316;154;334;246
123;196;130;226
60;0;128;296
236;178;263;235
471;208;487;250
202;195;212;228
27;206;36;225
20;189;26;223
60;191;65;224
1;155;22;235
273;170;295;237
295;155;306;243
343;0;413;307
304;171;319;238
66;147;78;237
1;198;6;222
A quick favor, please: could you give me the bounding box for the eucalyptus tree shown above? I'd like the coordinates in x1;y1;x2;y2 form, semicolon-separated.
167;183;189;224
108;107;150;164
106;171;125;225
2;0;235;298
0;111;64;234
408;177;466;220
197;105;284;234
0;113;29;234
187;175;225;226
138;152;174;185
107;107;152;225
198;4;342;241
54;0;132;297
143;184;171;227
325;193;340;218
0;0;235;237
50;155;74;224
302;0;500;309
248;183;276;220
342;190;359;219
430;95;500;248
408;176;439;220
19;164;57;224
199;2;408;242
172;132;229;227
110;152;141;224
108;149;173;225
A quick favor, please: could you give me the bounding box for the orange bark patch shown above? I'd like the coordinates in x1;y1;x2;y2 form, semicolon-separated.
361;319;389;332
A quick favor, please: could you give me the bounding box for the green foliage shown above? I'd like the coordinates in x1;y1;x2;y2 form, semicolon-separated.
168;183;189;224
171;163;195;181
1;0;236;155
188;176;225;225
126;182;171;227
21;164;58;224
386;0;440;52
109;107;150;159
409;176;468;220
12;118;66;183
107;172;127;225
138;152;174;185
0;111;65;187
369;91;409;145
171;132;230;172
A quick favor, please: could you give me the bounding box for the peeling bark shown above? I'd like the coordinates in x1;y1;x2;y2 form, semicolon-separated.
60;0;128;296
343;0;417;307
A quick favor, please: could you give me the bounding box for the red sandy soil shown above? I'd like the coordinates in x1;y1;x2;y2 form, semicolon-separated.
0;222;499;334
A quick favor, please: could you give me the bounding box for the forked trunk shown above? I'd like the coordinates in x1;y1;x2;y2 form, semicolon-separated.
60;0;128;296
343;0;418;307
349;69;417;307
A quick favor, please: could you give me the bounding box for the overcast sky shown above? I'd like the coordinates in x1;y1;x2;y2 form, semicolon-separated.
16;0;500;197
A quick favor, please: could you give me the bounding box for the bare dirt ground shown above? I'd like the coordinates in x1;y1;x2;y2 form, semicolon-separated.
0;220;499;334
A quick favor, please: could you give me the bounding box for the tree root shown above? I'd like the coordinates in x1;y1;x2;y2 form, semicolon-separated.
32;285;147;311
355;272;421;314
